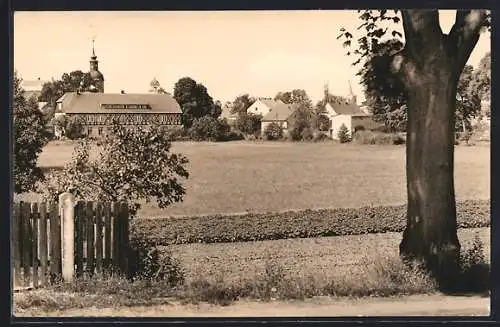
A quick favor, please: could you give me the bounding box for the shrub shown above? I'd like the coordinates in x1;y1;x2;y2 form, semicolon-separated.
226;130;245;141
166;127;191;141
234;113;262;136
127;236;185;285
300;127;314;141
65;116;85;140
337;124;351;143
457;234;490;294
312;131;330;142
131;200;490;246
353;125;365;133
353;130;405;145
190;116;231;142
263;122;283;141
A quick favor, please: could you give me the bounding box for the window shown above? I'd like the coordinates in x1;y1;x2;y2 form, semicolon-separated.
98;127;103;135
87;127;92;135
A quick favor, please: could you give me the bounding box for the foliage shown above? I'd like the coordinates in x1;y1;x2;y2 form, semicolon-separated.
37;123;189;216
470;52;491;101
13;71;50;193
231;94;256;115
316;114;331;132
274;89;313;109
189;116;231;141
64;116;86;140
39;70;95;115
130;200;490;246
173;77;222;128
127;236;185;284
337;124;351;143
288;105;314;141
263;122;283;141
234;112;262;136
458;234;490;293
353;130;405;145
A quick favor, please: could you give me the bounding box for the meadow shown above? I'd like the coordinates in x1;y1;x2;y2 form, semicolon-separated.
28;140;490;218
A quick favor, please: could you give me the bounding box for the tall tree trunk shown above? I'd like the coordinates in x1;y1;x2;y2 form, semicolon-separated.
395;10;487;291
399;58;461;290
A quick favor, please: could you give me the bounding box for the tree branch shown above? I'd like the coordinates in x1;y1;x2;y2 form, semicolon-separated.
402;10;443;53
447;10;489;74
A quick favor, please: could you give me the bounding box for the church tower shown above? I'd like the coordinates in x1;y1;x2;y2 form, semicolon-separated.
88;39;104;93
348;80;357;105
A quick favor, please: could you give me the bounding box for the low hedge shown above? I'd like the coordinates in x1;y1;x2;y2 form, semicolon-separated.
130;200;490;246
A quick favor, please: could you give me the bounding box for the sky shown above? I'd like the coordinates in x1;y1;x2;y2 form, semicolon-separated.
14;10;490;104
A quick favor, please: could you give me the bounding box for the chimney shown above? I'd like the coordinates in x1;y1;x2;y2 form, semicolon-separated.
121;90;125;94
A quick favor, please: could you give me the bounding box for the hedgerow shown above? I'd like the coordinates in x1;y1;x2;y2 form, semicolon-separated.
130;200;490;246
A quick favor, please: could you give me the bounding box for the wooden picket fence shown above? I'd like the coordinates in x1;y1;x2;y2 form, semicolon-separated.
12;200;129;290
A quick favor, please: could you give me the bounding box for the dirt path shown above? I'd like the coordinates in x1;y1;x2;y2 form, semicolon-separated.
16;294;490;317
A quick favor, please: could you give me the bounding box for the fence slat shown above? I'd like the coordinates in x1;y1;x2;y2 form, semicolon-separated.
86;202;95;276
75;202;84;278
95;203;103;275
49;203;61;281
21;202;32;287
119;203;129;274
103;203;111;271
112;202;120;274
31;203;39;288
39;203;48;287
12;203;21;288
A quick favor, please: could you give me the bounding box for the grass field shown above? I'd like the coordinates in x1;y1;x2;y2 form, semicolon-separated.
167;227;490;284
23;140;490;218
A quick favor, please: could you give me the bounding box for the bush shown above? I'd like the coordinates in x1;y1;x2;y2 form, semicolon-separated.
127;236;185;285
457;234;490;293
131;200;490;246
353;125;365;133
190;116;230;141
300;127;314;141
263;122;283;141
337;123;351;143
234;113;262;136
65;116;85;140
353;130;405;145
226;130;245;141
312;131;330;142
166;127;191;141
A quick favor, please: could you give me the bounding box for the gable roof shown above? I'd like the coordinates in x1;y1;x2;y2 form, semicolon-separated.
56;92;182;114
327;98;368;116
262;103;298;121
258;98;284;109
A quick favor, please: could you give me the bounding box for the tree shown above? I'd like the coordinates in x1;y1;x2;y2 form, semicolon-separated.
40;70;93;108
288;104;314;141
173;77;221;128
13;71;50;193
263;122;283;141
338;10;490;290
189;116;230;142
470;52;491;101
337;124;351;143
231;94;256;116
274;89;313;109
455;65;481;138
37;123;189;216
234;112;262;136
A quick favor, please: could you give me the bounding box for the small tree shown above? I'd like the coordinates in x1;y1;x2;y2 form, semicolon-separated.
37;123;189;216
64;116;85;139
234;112;262;136
288;105;314;141
189;116;230;141
13;71;50;193
263;122;283;141
337;124;351;143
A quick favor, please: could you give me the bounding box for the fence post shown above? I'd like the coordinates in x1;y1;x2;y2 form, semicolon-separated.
59;192;75;282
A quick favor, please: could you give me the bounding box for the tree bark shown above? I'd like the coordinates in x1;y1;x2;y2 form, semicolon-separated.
396;10;486;291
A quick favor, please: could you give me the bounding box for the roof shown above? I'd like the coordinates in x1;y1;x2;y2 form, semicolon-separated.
56;92;182;114
258;99;284;109
327;98;368;116
262;103;297;121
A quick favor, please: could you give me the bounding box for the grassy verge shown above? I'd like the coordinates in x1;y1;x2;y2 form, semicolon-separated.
14;234;489;313
131;200;490;246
